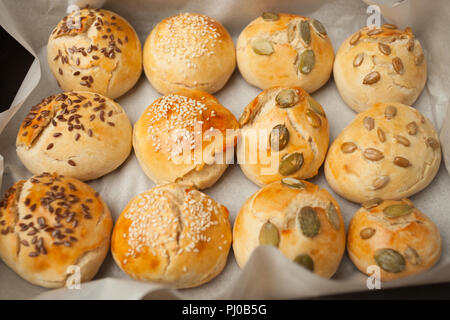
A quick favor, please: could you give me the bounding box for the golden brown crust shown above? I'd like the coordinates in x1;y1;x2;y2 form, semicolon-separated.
347;199;441;281
0;173;112;288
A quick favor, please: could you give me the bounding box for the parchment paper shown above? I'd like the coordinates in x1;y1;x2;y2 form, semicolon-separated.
0;0;449;300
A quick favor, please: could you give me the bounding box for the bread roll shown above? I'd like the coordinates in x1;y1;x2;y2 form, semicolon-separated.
233;179;345;278
325;102;441;203
16;91;132;181
0;173;112;288
133;90;239;189
47;8;142;99
111;183;231;288
238;86;329;186
347;198;441;281
143;13;236;94
334;25;427;113
236;13;334;93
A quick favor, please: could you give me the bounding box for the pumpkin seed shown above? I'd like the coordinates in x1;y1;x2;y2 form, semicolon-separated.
353;53;364;67
298;49;315;74
262;12;280;21
341;142;357;153
363;116;375;131
373;175;390;190
300;20;311;46
385;105;397;119
415;53;424;66
406;121;418;135
259;222;280;247
276;89;299;108
377;128;386;142
360;227;376;239
363;148;384;161
382;23;398;29
349;31;361;45
294;254;314;271
307;96;325;117
367;28;382;36
251;38;274;55
279;152;304;176
326;202;340;230
426;137;440;149
378;42;391;55
383;204;413;218
404;247;421;265
306;109;321;128
394;134;410;147
362;197;383;209
393;156;411;167
311;19;327;36
363;71;380;85
270;124;289;151
407;38;415;51
281;177;306;189
298;206;321;238
374;248;406;273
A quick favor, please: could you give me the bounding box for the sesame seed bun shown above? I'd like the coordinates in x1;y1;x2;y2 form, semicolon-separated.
0;173;113;288
111;183;232;288
143;12;236;94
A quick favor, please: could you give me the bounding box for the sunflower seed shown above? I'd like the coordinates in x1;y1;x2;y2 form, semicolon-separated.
270;124;289;151
259;222;280;247
385;105;397;119
393;156;411;167
382;23;397;29
300;20;311;46
363;116;375;131
251;38;274;55
378;42;391;55
262;12;279;21
276;89;299;108
377;128;386;142
311;19;327;36
298;49;315;74
406;121;418;135
298;206;320;238
281;177;306;189
394;134;410;146
367;28;382;36
391;57;404;74
404;247;421;265
294;254;314;272
363;148;384;161
341;142;357;153
426;137;440;149
407;38;415;51
307;96;325;117
375;248;406;273
279;152;304;176
306;109;321;128
363;71;380;85
353;53;364;67
360;227;376;239
414;53;425;66
383;204;413;218
362;198;383;209
238;107;251;126
326;202;340;230
373;175;390;190
349;31;361;45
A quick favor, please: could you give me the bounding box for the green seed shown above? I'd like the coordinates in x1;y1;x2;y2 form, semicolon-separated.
259;222;280;247
281;177;306;189
374;248;406;273
326;202;340;230
294;254;314;272
279;152;304;176
298;49;315;74
298;206;321;238
306;109;321;128
383;204;413;218
275;89;299;108
251;38;274;55
311;19;327;36
270;124;289;151
262;12;279;21
300;20;311;46
307;96;325;117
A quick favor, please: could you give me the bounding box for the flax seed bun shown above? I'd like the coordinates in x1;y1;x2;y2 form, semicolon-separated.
133;89;239;189
47;8;142;99
324;102;441;203
111;183;231;288
236;13;334;93
334;25;427;113
0;173;113;288
16;91;132;181
237;86;329;187
233;179;345;278
347;199;441;281
143;13;236;94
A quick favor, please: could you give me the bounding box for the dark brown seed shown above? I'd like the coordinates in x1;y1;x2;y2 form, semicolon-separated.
393;156;411;167
363;117;375;131
46;143;54;150
88;129;93;137
92;55;99;60
30;204;37;211
68;160;76;166
363;71;380;85
406;121;418;135
58;68;63;75
74;133;80;141
29;252;39;257
107;122;115;127
378;42;391;55
392;57;404;74
73;71;80;76
53;132;62;137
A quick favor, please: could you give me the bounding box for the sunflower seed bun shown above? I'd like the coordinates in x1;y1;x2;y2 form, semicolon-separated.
236;13;334;93
237;86;329;187
0;173;113;288
347;198;441;281
111;183;231;288
324;102;441;203
143;13;236;94
133;89;239;189
233;179;345;278
16;91;132;181
47;8;142;99
334;25;427;113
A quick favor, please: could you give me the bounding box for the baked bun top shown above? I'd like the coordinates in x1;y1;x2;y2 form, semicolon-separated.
238;86;329;186
334;24;426;112
143;12;236;94
347;198;441;281
236;13;334;92
111;183;232;288
133;90;239;185
325;102;441;203
47;8;142;99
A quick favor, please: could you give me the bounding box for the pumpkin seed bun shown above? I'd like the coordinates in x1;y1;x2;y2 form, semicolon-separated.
347;199;441;281
16;91;133;181
334;24;427;113
237;86;329;187
143;13;236;94
324;102;441;203
236;13;334;93
47;8;142;99
0;173;113;288
233;179;345;278
133;89;239;189
111;183;232;288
